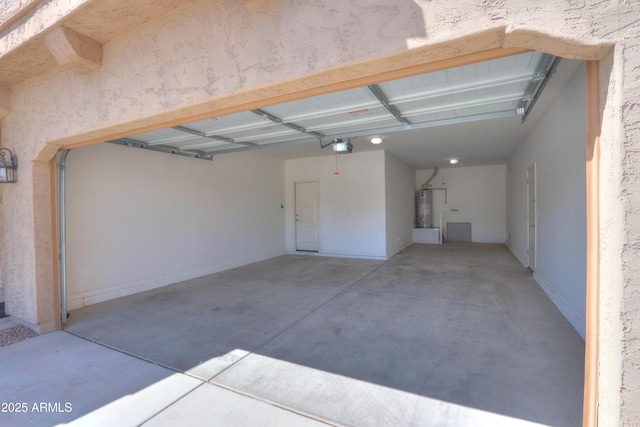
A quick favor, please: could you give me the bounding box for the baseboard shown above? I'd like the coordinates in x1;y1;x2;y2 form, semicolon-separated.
506;243;528;268
67;251;286;310
387;241;414;258
286;250;387;261
533;271;586;339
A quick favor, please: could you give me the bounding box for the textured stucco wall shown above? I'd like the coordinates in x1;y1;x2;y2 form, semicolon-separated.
615;10;640;421
0;0;39;33
1;0;639;424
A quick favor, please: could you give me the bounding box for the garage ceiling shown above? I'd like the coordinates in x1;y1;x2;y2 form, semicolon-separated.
110;51;580;169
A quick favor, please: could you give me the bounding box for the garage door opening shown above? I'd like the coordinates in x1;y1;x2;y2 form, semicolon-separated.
56;50;590;426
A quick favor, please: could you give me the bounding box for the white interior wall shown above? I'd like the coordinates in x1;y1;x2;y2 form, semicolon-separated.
415;165;507;243
385;152;415;257
284;151;387;259
507;62;587;338
66;143;285;309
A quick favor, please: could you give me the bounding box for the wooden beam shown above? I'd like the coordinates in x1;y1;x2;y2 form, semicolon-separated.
44;27;102;73
584;60;601;427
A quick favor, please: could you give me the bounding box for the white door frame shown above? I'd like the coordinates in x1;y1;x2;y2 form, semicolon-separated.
527;163;537;271
295;181;319;252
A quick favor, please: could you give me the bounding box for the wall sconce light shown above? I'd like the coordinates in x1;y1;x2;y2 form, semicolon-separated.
0;148;18;183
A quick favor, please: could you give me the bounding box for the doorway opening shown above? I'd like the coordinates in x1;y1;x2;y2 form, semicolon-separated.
295;181;319;252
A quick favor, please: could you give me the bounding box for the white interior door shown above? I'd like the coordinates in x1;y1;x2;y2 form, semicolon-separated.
527;164;536;270
295;181;319;251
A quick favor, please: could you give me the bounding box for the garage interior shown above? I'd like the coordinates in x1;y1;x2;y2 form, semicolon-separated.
61;51;586;426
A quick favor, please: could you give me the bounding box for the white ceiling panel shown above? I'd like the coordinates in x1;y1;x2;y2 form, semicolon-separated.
263;86;376;121
178;139;236;150
225;126;300;143
316;116;406;136
130;128;193;145
296;107;391;131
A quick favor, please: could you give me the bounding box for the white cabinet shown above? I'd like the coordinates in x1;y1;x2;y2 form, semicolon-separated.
413;228;441;244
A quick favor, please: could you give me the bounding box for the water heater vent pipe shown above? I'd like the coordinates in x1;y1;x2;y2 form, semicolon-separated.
423;167;438;188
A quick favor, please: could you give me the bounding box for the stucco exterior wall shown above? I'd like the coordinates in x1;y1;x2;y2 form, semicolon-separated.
1;0;639;424
616;15;640;422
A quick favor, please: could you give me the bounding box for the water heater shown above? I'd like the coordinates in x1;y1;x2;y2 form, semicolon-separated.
416;190;433;228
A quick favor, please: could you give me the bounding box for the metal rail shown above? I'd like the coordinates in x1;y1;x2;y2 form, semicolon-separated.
57;150;70;324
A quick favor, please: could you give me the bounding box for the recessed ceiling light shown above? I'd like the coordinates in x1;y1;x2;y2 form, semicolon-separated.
370;137;383;145
449;158;459;165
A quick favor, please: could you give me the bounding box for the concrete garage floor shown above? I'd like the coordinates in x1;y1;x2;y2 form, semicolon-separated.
1;244;584;426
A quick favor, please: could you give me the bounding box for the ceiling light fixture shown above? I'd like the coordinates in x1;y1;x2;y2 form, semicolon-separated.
370;136;383;145
449;158;459;165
